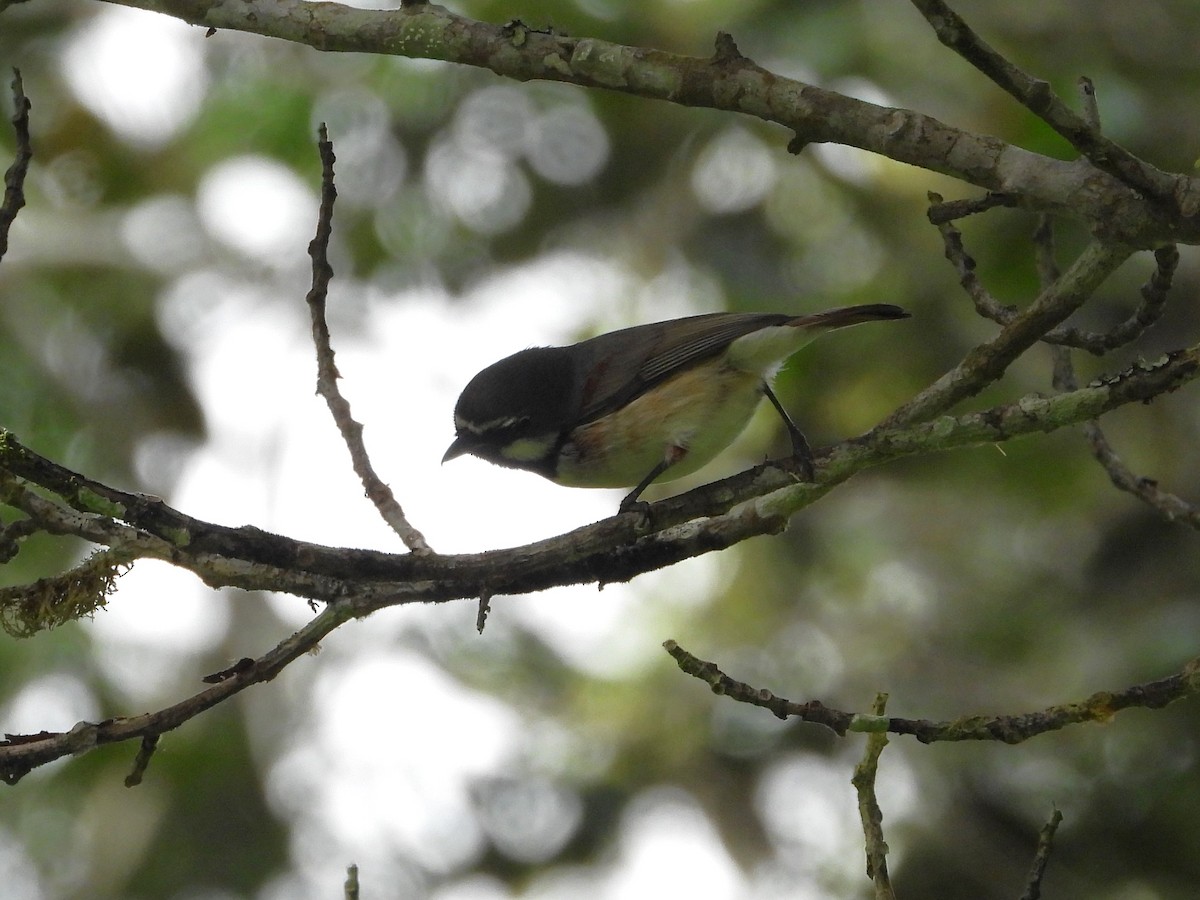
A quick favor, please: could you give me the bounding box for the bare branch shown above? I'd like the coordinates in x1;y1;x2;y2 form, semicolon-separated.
1019;807;1063;900
1;68;32;263
304;125;431;554
1053;355;1200;531
0;515;40;564
0;601;352;783
909;0;1178;201
926;191;1019;224
2;341;1198;610
1077;77;1100;132
879;240;1133;428
927;190;1018;325
851;693;896;900
931;202;1178;356
94;0;1200;248
1046;250;1200;529
665;641;1200;745
1042;245;1177;355
123;734;159;787
1080;425;1200;527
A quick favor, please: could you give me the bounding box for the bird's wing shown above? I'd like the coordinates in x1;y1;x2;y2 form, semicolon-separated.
573;312;791;426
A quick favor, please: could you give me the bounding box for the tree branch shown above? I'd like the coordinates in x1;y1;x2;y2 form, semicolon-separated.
93;0;1200;248
932;197;1179;355
909;0;1181;203
1019;807;1063;900
3;20;1200;786
1052;341;1200;530
664;641;1200;745
878;240;1133;428
2;340;1197;617
0;600;353;783
852;693;897;900
304;125;431;554
0;68;32;262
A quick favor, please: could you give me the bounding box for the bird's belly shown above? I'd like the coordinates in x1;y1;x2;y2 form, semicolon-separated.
555;364;765;488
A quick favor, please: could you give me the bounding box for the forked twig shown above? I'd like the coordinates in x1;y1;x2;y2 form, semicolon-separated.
852;693;897;900
931;194;1178;355
305;125;431;554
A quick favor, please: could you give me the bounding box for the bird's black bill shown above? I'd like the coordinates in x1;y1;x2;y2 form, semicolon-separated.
442;434;475;464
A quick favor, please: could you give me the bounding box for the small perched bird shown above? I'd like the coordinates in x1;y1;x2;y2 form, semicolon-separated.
444;304;910;511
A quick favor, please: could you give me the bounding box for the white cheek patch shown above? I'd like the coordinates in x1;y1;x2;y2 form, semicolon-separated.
502;435;557;462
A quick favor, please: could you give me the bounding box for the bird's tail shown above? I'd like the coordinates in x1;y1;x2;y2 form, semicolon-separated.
789;303;911;332
726;303;910;373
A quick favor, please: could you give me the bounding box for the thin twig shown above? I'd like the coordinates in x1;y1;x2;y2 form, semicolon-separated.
1077;77;1100;132
1055;353;1200;530
851;693;897;900
879;240;1132;428
1080;424;1200;527
909;0;1177;200
1019;806;1063;900
1031;214;1060;287
305;125;431;554
0;601;354;783
1;68;33;263
931;199;1175;356
926;191;1019;225
1044;248;1198;527
123;734;159;787
664;641;1200;744
0;515;40;564
1044;245;1177;355
927;191;1017;324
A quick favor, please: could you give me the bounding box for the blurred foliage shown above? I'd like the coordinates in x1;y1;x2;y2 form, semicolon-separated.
3;1;1200;898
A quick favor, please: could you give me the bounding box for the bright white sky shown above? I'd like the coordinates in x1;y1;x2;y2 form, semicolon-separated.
0;7;918;899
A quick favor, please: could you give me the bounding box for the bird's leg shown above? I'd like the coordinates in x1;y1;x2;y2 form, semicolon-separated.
762;384;815;481
619;445;687;514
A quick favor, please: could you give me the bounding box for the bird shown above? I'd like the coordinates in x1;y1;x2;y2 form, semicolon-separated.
443;304;910;512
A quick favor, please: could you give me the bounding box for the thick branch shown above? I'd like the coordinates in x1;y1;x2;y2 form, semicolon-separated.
94;0;1200;247
909;0;1180;202
2;343;1197;611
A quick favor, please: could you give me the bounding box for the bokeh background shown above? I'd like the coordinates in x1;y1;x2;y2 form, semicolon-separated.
3;1;1200;897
